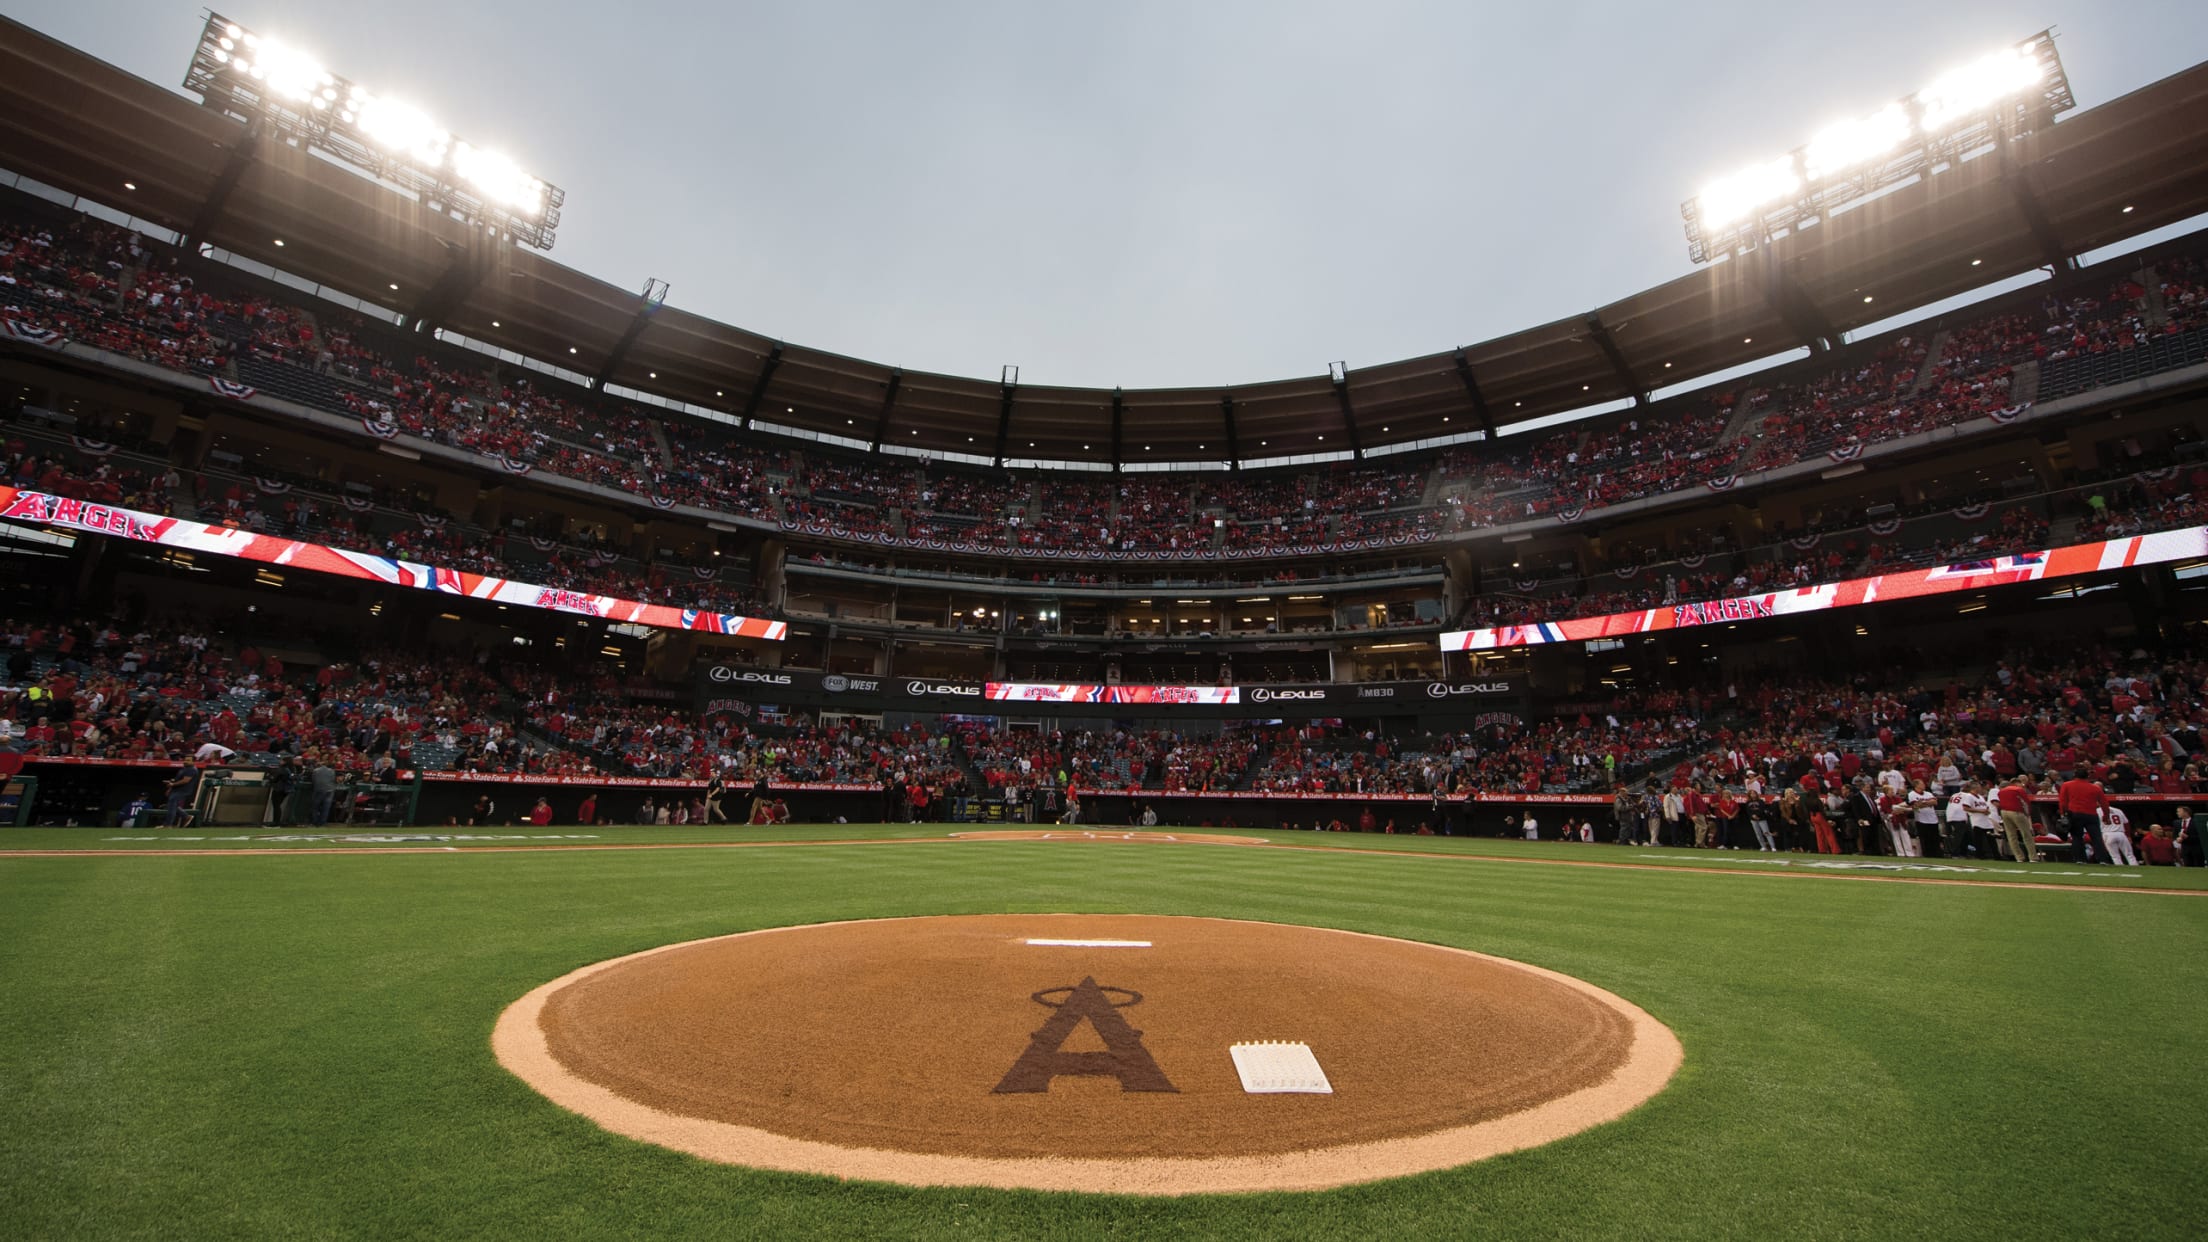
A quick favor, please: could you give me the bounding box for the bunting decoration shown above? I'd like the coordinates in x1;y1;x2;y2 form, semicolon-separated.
0;319;66;348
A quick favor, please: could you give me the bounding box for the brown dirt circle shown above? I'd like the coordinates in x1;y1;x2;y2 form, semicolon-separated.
493;914;1682;1195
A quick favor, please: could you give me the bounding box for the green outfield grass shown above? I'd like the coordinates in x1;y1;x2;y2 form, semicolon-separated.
2;831;2203;1239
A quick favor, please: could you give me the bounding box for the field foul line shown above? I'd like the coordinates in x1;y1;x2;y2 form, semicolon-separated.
0;833;2201;896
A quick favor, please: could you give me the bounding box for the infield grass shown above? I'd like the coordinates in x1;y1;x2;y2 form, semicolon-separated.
2;830;2203;1239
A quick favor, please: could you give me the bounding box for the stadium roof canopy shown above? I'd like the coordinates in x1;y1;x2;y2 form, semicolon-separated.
5;16;2208;468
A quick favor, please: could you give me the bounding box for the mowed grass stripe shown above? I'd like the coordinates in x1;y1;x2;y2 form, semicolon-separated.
2;842;2203;1240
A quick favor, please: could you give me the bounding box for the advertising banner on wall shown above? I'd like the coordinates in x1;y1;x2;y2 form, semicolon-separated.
1441;525;2208;652
0;486;787;640
695;669;1515;717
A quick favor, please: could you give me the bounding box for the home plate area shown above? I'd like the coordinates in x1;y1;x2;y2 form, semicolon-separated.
494;914;1681;1194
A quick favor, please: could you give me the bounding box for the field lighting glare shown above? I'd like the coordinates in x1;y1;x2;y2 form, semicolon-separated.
355;94;449;166
1803;104;1910;180
1697;156;1800;230
453;144;546;217
1681;31;2068;263
187;12;565;250
1919;44;2046;132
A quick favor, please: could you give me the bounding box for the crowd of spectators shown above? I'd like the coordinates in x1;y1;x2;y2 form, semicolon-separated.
15;203;2202;576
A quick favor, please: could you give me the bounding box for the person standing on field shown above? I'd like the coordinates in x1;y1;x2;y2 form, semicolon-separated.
309;759;338;827
704;772;728;823
2057;771;2108;864
1995;776;2037;863
2099;803;2140;867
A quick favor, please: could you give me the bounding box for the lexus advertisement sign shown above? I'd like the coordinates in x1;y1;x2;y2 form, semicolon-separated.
697;667;1514;717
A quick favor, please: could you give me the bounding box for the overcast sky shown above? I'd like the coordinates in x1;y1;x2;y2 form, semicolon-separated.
5;1;2207;390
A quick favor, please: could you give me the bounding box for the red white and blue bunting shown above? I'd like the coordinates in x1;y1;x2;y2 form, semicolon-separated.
209;377;258;401
1952;503;1991;522
1986;403;2030;425
0;319;66;348
1827;440;1863;462
253;477;292;495
69;435;116;457
361;415;400;441
1867;516;1903;538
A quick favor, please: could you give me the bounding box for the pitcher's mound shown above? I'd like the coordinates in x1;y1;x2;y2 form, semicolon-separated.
494;915;1679;1194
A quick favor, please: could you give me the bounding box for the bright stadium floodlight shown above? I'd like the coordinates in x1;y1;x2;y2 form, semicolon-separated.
182;12;565;251
1696;156;1801;231
1681;30;2071;263
1803;104;1910;180
1918;44;2047;132
354;94;451;166
452;143;546;218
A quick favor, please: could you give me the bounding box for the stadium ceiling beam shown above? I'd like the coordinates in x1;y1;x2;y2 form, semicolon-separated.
591;278;670;389
1997;142;2078;273
992;366;1018;465
1583;315;1648;408
1220;393;1242;470
179;115;262;251
737;343;784;429
1452;349;1497;438
1747;251;1839;354
1329;364;1364;459
1110;388;1125;471
869;367;904;452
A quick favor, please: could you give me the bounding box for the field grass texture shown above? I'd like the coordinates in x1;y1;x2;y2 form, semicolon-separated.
2;828;2202;1239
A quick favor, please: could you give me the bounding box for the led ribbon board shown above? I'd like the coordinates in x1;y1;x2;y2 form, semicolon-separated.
0;487;785;640
984;683;1244;705
1441;526;2208;652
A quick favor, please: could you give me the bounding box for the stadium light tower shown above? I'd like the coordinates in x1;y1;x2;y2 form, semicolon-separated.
1681;31;2072;263
181;13;566;251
